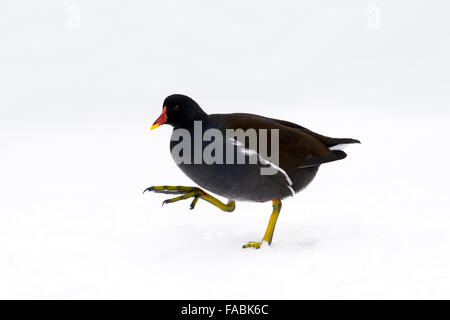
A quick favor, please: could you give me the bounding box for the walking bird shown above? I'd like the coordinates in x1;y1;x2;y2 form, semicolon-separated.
144;94;359;248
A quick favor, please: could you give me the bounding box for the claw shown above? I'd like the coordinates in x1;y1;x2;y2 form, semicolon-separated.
143;187;154;194
189;196;200;210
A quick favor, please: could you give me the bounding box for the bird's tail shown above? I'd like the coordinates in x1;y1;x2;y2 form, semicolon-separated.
328;138;361;150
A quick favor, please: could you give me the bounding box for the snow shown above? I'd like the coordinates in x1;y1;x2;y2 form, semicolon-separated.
1;0;450;299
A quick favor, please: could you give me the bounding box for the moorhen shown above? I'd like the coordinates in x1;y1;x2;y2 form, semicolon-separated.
144;94;359;248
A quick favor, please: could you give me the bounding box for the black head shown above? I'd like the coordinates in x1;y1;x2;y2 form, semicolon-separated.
151;94;207;130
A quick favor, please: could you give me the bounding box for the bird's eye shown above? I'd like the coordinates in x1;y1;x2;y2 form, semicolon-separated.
173;105;179;111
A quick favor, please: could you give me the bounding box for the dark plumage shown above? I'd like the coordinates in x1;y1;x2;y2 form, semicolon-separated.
146;94;360;248
163;94;358;202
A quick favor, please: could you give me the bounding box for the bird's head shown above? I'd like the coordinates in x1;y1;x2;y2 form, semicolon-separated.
151;94;207;130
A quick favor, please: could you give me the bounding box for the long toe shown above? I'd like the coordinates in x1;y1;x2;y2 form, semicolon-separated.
143;185;198;195
242;241;269;249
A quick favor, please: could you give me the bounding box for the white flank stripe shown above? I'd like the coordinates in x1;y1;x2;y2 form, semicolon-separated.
287;185;296;197
229;138;295;196
259;157;293;186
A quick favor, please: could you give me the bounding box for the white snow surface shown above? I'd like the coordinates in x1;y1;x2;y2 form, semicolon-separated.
1;0;450;299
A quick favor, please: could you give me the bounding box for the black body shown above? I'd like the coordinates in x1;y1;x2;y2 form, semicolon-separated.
163;94;359;203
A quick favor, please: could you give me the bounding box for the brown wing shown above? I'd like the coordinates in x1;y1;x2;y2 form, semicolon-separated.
261;117;360;148
216;113;344;173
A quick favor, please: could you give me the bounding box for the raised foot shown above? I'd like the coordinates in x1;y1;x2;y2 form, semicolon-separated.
143;185;199;195
143;185;235;212
242;240;269;249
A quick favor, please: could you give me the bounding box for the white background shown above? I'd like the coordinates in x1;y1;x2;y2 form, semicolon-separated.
1;0;449;299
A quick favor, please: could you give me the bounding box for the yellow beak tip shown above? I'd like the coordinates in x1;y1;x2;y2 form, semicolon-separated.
150;124;160;130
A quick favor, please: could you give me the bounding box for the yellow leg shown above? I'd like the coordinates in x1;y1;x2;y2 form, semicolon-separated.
143;185;235;212
243;199;282;249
